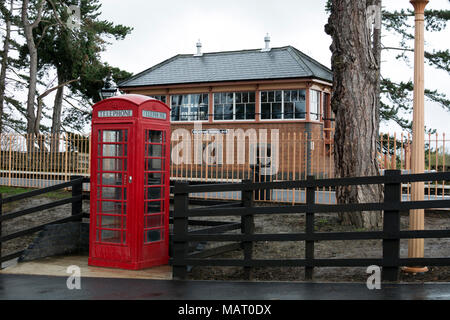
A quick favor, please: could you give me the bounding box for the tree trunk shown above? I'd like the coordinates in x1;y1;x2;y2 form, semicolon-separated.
22;0;44;138
0;0;14;134
325;0;383;229
51;70;64;153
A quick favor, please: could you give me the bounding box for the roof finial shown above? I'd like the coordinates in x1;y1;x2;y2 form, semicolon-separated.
261;33;271;52
194;39;203;57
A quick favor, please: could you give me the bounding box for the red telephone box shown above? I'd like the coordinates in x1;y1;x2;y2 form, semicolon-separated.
88;94;170;270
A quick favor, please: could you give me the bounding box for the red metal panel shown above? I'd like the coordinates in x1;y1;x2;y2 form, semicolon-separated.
89;95;170;270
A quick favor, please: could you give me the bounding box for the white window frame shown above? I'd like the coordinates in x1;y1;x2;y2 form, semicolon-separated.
309;89;321;122
259;89;307;121
170;93;209;123
212;92;256;122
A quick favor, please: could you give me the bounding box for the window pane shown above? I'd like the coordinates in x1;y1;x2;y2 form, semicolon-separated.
180;106;189;121
295;101;306;119
261;91;267;103
199;104;208;120
246;104;255;120
223;104;233;120
145;229;162;243
268;91;274;102
99;187;122;200
101;173;122;186
310;90;321;120
295;90;306;119
146;172;163;185
145;215;162;228
98;201;123;214
234;92;241;103
284;102;294;119
171;106;180;121
101;215;122;228
102;144;125;157
272;103;282;119
192;94;200;105
214;93;220;104
225;93;233;104
235;104;244;120
147;187;162;200
103;130;125;143
261;103;271;119
146;201;162;214
102;158;124;171
101;230;122;243
291;90;298;101
147;144;162;157
275;90;282;102
171;95;180;106
202;94;209;104
249;92;255;102
146;158;162;171
214;105;223;120
147;131;162;143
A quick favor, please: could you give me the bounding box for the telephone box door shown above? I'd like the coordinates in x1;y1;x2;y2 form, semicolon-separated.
142;127;170;263
90;125;134;263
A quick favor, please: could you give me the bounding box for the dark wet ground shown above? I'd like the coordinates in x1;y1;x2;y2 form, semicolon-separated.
1;274;450;300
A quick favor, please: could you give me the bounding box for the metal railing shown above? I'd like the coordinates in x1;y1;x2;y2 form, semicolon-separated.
0;132;448;203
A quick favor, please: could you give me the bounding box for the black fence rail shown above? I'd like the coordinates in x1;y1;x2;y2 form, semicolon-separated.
0;176;89;267
171;170;450;281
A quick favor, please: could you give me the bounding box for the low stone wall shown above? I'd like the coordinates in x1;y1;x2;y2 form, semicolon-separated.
19;222;89;262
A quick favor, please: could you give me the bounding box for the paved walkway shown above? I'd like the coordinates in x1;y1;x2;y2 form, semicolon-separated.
1;273;449;300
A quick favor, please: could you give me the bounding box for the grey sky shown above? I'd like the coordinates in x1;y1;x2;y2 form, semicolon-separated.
97;0;450;133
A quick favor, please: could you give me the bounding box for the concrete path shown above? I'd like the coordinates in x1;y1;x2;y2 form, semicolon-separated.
0;273;449;300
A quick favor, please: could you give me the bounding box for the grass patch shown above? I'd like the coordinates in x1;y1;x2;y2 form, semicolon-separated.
0;186;71;200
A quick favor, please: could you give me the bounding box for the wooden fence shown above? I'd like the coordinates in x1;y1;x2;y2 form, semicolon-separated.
0;176;88;267
171;170;450;281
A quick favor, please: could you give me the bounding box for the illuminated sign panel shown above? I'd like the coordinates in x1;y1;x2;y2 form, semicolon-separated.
142;110;167;120
98;110;133;118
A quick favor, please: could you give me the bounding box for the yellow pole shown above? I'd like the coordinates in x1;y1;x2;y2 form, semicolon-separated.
404;0;429;274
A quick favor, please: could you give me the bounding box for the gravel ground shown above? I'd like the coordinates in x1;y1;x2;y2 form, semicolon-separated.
2;197;449;282
188;207;450;282
1;196;88;259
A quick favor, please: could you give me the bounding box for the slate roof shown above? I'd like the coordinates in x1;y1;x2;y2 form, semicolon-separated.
118;46;332;88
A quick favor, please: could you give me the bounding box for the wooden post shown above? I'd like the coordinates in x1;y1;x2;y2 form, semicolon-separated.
71;175;83;218
241;179;254;280
382;170;401;281
0;193;3;269
405;0;429;274
172;182;189;280
305;175;315;280
64;133;69;182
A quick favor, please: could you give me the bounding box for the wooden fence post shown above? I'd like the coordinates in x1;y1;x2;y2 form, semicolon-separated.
305;175;315;280
0;193;3;269
241;179;254;280
172;182;189;280
71;176;83;218
382;169;401;281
